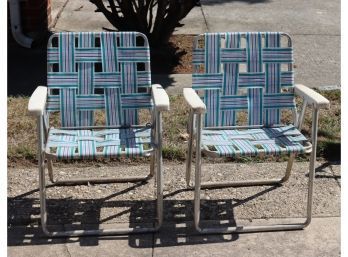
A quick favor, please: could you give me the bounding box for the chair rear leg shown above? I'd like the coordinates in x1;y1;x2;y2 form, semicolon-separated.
150;151;156;177
280;153;295;183
47;158;55;183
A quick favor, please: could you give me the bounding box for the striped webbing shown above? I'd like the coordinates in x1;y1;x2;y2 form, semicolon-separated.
47;127;152;159
201;125;307;157
47;32;152;127
192;32;295;127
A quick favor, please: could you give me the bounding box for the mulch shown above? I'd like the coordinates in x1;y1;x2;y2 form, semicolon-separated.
151;34;194;74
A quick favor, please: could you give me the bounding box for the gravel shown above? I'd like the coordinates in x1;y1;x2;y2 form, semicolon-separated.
8;161;340;226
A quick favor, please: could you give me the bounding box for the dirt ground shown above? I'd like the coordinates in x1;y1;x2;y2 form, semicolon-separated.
8;161;340;227
151;35;194;74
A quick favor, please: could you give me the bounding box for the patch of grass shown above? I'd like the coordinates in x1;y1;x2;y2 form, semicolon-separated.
7;90;341;166
300;90;341;161
8;97;38;165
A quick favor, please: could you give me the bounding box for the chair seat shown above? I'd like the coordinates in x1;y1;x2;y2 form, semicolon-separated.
201;125;311;157
46;127;153;160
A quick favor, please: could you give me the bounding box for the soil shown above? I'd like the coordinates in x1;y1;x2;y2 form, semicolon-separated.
151;34;194;74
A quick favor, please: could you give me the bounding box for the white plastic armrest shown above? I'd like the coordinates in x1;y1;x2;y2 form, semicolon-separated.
28;86;48;116
294;84;330;109
183;88;206;114
152;84;170;111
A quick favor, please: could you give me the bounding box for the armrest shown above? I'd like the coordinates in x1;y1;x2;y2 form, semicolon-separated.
28;86;48;116
294;84;330;109
151;84;170;111
183;88;206;114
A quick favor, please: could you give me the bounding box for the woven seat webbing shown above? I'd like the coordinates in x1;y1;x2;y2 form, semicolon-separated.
47;32;152;127
201;125;307;157
47;128;152;159
193;32;295;127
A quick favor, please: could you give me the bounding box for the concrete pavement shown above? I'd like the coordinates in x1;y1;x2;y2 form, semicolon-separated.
7;217;341;257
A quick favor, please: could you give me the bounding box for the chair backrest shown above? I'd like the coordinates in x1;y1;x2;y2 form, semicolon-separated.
192;32;296;128
46;32;152;128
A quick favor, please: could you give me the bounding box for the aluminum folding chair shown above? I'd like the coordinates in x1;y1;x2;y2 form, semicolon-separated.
184;32;330;234
28;32;169;237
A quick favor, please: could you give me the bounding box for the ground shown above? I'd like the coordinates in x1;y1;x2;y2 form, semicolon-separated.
151;35;195;74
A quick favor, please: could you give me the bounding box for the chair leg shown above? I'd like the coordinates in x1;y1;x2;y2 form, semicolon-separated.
40;156;162;237
199;153;296;189
150;116;156;177
37;123;162;237
193;110;319;234
303;108;319;227
155;110;164;228
47;159;55;183
194;157;316;234
193;114;203;231
150;150;156;177
186;111;194;187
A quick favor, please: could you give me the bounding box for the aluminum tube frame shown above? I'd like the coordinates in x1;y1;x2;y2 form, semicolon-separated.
185;112;295;189
192;109;319;234
37;110;164;237
296;100;308;130
150;106;157;177
200;153;295;189
46;157;152;185
186;110;195;186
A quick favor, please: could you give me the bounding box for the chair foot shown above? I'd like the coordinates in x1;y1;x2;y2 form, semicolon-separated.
199;178;284;189
41;223;161;237
194;222;307;234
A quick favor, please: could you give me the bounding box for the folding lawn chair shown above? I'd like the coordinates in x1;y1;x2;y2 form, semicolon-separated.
184;32;330;234
28;32;169;237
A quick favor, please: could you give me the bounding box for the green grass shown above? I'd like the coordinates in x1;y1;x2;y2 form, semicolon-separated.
7;90;341;166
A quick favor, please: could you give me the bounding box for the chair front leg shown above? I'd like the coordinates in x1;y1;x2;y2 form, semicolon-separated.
36;115;51;236
193;113;203;232
150;109;157;177
154;109;164;229
186;111;195;187
304;107;319;226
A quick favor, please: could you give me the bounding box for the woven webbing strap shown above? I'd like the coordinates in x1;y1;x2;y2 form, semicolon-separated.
202;125;307;157
193;32;295;127
47;127;152;159
47;32;152;127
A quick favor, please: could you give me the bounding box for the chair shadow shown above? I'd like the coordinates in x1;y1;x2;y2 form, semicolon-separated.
313;162;341;185
8;182;279;248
